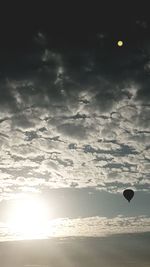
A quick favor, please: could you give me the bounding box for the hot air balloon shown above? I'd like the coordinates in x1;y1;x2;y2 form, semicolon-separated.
123;189;134;202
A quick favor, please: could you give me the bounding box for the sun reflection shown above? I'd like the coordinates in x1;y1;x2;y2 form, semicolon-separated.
7;196;50;239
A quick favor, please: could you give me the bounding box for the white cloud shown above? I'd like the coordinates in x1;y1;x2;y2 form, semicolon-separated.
0;47;149;200
0;215;149;241
49;215;150;237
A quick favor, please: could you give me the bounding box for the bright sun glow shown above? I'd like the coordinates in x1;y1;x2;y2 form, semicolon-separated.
8;196;50;239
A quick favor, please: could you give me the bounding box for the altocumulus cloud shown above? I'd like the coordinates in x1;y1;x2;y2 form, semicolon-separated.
0;30;150;202
0;215;150;241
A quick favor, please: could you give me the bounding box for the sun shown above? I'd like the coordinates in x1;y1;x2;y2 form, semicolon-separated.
117;40;123;47
8;196;50;239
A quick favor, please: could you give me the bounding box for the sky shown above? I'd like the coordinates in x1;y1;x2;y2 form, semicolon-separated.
0;1;149;266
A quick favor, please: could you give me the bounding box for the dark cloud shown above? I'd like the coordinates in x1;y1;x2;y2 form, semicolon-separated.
57;123;87;139
0;37;150;117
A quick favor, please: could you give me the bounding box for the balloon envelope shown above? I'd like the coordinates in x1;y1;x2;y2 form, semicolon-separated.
123;189;134;202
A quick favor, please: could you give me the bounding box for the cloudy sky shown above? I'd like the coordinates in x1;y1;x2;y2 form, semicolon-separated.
0;1;149;266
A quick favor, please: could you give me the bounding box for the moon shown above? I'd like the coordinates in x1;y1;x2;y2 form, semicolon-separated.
117;40;123;47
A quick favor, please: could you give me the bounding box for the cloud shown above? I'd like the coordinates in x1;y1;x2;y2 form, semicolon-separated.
45;215;150;237
0;31;149;200
57;123;87;139
0;215;149;241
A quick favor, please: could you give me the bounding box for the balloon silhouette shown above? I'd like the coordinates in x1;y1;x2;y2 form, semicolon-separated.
123;189;134;202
